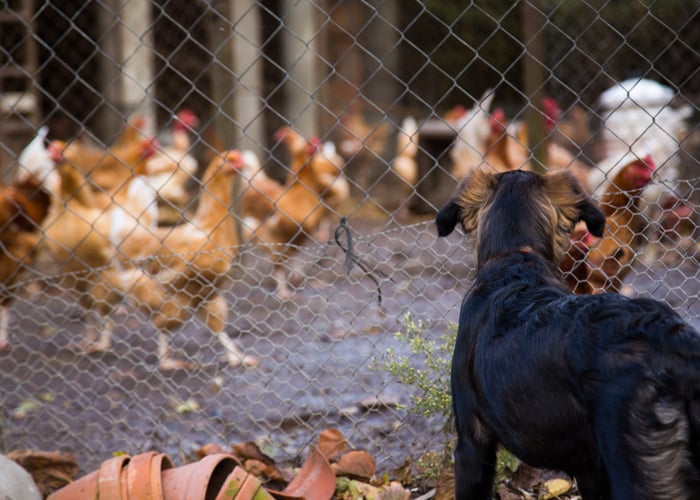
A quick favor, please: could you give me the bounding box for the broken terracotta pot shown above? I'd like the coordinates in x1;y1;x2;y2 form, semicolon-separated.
126;451;174;499
215;466;275;500
162;453;240;500
46;469;99;500
98;454;131;500
267;444;336;500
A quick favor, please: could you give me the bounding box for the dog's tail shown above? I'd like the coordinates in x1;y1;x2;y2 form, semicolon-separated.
618;364;700;498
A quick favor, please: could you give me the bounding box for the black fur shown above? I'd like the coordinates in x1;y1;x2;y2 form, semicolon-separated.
437;170;700;499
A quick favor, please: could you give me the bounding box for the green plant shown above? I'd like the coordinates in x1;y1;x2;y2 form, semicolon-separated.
378;312;520;487
379;313;456;419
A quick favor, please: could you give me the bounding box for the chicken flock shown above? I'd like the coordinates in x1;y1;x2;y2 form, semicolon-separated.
0;78;695;370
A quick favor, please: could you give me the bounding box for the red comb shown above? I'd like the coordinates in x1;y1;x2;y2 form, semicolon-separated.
489;108;507;134
541;97;560;131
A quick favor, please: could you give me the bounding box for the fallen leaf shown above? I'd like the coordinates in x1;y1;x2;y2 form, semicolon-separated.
12;399;39;419
378;482;411;500
541;478;572;499
5;450;78;497
173;398;200;414
318;428;348;461
195;443;228;458
38;392;55;402
232;442;284;482
331;450;376;480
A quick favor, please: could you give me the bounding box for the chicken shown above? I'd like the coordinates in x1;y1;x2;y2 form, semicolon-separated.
239;149;285;226
338;110;390;160
392;116;419;188
14;126;59;195
558;226;599;295
309;138;349;241
113;150;258;370
33;147;158;353
591;78;692;207
561;154;656;295
449;90;497;178
56;133;155;195
252;128;347;298
443;104;468;125
484;97;593;185
484;108;530;172
0;175;51;349
145;109;200;225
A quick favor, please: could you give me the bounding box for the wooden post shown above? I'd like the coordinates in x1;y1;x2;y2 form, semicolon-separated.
208;0;264;154
98;0;155;139
522;0;547;172
280;0;320;137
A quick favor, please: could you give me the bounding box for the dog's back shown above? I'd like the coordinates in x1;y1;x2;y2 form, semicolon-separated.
438;169;700;499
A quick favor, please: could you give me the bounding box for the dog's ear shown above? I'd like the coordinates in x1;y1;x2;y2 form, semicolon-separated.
544;170;605;237
436;200;461;237
436;169;495;237
576;198;605;237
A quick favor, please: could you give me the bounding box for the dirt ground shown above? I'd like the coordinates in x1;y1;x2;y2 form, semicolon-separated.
1;169;699;494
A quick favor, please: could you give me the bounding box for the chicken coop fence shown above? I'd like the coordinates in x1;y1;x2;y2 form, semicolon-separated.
1;0;699;487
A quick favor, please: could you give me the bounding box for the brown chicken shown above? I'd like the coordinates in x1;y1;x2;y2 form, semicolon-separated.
32;145;158;353
146;109;200;225
113;150;258;370
0;175;52;349
251;128;347;299
560;155;655;294
56;134;155;195
239;150;285;224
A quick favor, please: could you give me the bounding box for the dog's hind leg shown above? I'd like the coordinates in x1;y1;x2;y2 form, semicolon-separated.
453;420;497;500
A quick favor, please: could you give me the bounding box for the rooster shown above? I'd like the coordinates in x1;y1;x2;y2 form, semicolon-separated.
113;150;258;370
0;175;52;350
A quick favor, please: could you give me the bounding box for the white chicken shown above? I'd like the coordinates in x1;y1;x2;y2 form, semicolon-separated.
589;78;692;204
449;90;496;179
14;126;60;196
392;116;419;188
146;109;200;224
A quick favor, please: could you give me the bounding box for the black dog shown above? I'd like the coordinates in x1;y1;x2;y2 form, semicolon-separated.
436;168;700;499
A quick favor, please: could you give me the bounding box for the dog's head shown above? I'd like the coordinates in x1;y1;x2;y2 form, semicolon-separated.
436;169;605;267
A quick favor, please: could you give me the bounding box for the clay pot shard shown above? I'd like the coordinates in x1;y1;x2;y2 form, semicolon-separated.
267;445;336;500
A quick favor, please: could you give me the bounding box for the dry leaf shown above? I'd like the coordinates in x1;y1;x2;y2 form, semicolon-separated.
331;450;376;480
232;442;284;482
541;478;572;499
6;450;78;497
195;443;229;458
317;428;348;461
378;482;411;500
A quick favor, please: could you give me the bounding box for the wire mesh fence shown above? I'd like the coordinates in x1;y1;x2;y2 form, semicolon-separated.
1;0;699;492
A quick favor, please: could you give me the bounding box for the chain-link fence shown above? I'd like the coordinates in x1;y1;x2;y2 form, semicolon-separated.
1;0;699;489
